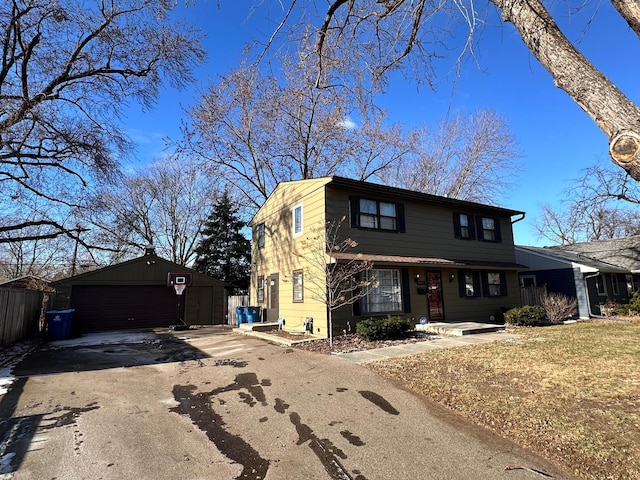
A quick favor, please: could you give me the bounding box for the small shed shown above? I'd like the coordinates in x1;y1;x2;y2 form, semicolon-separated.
50;251;228;332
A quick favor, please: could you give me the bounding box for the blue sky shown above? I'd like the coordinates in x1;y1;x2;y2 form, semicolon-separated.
122;1;640;247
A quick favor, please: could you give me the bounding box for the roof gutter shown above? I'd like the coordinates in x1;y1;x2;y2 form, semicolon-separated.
511;212;526;224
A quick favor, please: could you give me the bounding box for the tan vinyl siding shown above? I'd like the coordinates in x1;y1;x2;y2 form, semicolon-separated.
253;177;523;338
326;187;517;263
250;179;331;336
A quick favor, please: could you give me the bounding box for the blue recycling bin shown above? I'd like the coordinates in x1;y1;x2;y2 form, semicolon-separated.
46;309;74;340
246;307;260;324
236;306;247;325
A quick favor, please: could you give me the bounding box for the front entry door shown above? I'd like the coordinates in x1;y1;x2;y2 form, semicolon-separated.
266;273;279;322
426;271;444;321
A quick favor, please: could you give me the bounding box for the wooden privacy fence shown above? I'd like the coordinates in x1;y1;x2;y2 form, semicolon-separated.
0;288;45;347
520;285;548;307
227;295;249;325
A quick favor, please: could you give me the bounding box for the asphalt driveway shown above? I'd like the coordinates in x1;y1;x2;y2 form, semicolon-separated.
0;327;573;479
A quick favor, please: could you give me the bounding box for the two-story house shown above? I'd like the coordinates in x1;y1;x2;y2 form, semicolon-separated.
249;176;525;338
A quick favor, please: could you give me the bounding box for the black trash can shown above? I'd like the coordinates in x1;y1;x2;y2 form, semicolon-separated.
46;309;74;340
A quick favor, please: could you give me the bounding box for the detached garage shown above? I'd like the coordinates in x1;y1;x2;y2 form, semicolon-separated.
50;251;228;332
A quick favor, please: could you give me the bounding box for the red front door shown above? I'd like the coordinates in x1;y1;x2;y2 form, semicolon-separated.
426;271;444;321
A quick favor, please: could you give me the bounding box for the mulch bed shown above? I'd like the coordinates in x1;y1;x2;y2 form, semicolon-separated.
266;330;436;355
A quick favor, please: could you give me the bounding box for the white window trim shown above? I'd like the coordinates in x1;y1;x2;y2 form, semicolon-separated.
293;204;303;237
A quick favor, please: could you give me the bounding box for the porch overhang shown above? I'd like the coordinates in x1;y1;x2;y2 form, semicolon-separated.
329;252;526;270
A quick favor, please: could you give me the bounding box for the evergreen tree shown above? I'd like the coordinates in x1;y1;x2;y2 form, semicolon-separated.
194;191;251;293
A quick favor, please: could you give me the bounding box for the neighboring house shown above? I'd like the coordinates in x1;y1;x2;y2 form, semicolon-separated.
50;248;229;332
0;275;53;292
516;236;640;319
248;176;526;338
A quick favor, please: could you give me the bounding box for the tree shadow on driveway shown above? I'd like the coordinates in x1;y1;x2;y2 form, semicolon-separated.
12;330;212;376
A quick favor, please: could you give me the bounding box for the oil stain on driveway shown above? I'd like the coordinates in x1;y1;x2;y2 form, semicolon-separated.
1;327;574;479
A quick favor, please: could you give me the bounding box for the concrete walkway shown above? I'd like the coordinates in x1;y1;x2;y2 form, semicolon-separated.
336;331;520;364
235;321;521;365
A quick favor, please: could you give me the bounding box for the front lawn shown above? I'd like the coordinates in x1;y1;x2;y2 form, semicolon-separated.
366;321;640;480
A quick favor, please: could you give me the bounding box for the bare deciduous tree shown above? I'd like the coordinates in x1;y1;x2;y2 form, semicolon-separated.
0;0;205;243
310;1;640;182
84;156;219;265
381;109;521;204
182;49;410;212
534;161;640;244
296;217;377;345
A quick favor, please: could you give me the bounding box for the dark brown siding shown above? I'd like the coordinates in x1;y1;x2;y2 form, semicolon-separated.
70;285;180;332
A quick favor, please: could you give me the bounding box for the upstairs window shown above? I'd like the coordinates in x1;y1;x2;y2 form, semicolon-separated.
256;223;265;248
453;214;501;242
350;197;405;232
481;217;497;241
453;213;476;239
293;204;303;236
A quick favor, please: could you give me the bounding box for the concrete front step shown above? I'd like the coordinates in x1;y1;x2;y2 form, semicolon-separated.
237;322;281;332
416;321;505;337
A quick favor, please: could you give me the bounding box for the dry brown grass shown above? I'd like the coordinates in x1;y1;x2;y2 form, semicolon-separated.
366;320;640;480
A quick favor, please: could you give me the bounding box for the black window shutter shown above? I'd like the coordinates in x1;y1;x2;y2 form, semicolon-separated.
401;268;411;313
457;270;466;297
473;271;481;297
397;203;406;233
349;197;360;228
481;271;489;297
468;215;477;240
453;213;461;238
475;215;484;240
494;219;502;242
352;298;361;316
500;271;507;296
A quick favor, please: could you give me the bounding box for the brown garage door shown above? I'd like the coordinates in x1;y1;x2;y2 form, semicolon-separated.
70;285;181;332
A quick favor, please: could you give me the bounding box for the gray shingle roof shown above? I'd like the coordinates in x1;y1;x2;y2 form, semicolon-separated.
535;236;640;273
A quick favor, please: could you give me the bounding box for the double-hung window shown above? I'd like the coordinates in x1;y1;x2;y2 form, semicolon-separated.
453;213;476;240
453;213;501;242
486;272;502;296
481;217;497;241
362;269;402;313
350;197;405;232
459;271;481;298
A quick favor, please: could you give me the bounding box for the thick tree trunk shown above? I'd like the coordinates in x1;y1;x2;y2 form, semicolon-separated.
490;0;640;181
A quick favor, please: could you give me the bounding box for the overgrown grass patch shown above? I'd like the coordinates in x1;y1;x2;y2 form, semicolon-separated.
366;321;640;480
